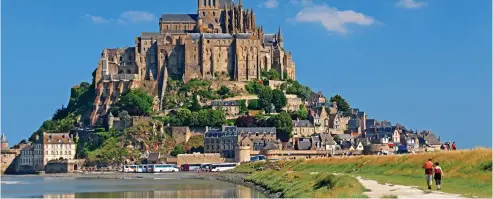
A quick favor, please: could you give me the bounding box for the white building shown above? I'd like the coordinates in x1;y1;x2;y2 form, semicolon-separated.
18;132;77;172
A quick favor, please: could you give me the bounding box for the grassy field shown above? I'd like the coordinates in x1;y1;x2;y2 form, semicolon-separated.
245;170;368;198
235;148;492;198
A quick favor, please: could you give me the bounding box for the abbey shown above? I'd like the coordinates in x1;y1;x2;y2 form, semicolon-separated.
91;0;296;125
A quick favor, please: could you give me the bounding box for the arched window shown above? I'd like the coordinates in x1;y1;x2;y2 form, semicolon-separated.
119;70;123;74
127;69;131;74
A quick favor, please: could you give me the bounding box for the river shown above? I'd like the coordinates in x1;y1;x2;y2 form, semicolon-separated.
1;173;266;198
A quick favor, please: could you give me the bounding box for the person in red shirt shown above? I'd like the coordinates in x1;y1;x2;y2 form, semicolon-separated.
423;159;434;190
452;142;457;150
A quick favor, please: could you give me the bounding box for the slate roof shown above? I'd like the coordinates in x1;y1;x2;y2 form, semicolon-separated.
319;133;336;145
160;14;198;22
296;138;312;150
42;133;73;144
148;152;160;162
263;142;279;150
212;100;239;106
21;145;33;151
293;120;314;127
426;133;441;145
141;32;161;39
237;33;254;39
263;34;276;44
336;134;354;140
203;33;234;39
348;119;361;129
237;127;276;134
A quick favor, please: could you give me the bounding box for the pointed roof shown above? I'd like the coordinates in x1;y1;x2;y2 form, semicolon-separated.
277;26;283;42
1;133;6;143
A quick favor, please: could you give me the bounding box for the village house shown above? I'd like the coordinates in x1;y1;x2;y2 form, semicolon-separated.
307;91;326;107
212;100;240;116
204;126;277;158
310;106;329;132
291;119;316;143
328;113;349;134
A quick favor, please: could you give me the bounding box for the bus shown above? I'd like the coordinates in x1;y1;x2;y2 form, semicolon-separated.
123;165;137;173
136;165;148;173
181;164;201;171
200;163;212;172
152;164;179;173
211;163;238;172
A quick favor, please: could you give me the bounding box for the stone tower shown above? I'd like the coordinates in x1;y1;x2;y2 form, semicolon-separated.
107;112;115;130
235;146;251;163
1;133;8;150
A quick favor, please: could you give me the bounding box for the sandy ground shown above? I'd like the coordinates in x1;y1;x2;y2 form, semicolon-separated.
355;176;468;199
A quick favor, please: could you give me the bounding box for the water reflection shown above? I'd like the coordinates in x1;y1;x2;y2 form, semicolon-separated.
43;187;264;198
4;175;265;198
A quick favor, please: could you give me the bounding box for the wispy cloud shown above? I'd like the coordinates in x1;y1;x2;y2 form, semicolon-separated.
264;0;279;9
290;0;313;6
294;4;378;35
84;11;155;25
396;0;427;9
84;14;109;24
118;11;155;24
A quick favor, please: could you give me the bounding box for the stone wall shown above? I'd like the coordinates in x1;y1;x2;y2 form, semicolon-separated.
176;153;225;167
1;150;18;174
169;126;191;144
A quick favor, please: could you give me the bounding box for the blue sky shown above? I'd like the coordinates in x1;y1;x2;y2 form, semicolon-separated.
2;0;491;148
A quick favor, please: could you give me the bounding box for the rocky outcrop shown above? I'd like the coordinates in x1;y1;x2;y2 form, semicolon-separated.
196;172;283;198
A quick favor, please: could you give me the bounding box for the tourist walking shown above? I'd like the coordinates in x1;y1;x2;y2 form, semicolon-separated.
423;158;434;190
452;142;457;150
434;162;444;190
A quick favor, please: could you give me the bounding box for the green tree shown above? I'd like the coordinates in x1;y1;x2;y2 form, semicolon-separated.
247;99;260;110
171;144;186;156
258;87;273;113
218;85;230;96
270;112;293;142
330;94;351;113
113;88;153;116
272;89;287;112
238;100;247;113
286;80;312;101
189;95;202;112
298;104;308;120
261;69;280;80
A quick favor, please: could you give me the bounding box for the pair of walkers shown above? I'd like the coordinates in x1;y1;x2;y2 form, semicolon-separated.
423;159;444;190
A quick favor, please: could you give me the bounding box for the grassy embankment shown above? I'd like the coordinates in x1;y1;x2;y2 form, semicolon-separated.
234;163;369;198
235;148;492;198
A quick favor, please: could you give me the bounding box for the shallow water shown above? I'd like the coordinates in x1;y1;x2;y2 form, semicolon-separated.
1;175;266;198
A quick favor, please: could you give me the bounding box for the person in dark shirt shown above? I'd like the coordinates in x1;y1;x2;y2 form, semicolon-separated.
434;162;444;190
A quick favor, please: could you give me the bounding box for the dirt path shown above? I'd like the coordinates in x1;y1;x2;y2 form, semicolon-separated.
355;176;467;198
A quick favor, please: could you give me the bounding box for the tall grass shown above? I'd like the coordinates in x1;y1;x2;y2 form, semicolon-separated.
246;170;368;198
238;148;492;198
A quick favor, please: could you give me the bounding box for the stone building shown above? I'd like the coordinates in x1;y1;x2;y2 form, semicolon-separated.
90;0;297;125
17;132;77;172
204;126;277;158
291;119;315;143
284;94;302;112
307;91;326;107
310;106;329;132
1;134;19;174
169;126;192;144
211;100;240;116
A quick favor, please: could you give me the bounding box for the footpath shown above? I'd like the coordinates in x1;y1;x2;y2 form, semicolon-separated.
354;176;468;198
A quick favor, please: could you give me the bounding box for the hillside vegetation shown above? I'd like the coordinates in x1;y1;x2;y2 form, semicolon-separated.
235;148;492;198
